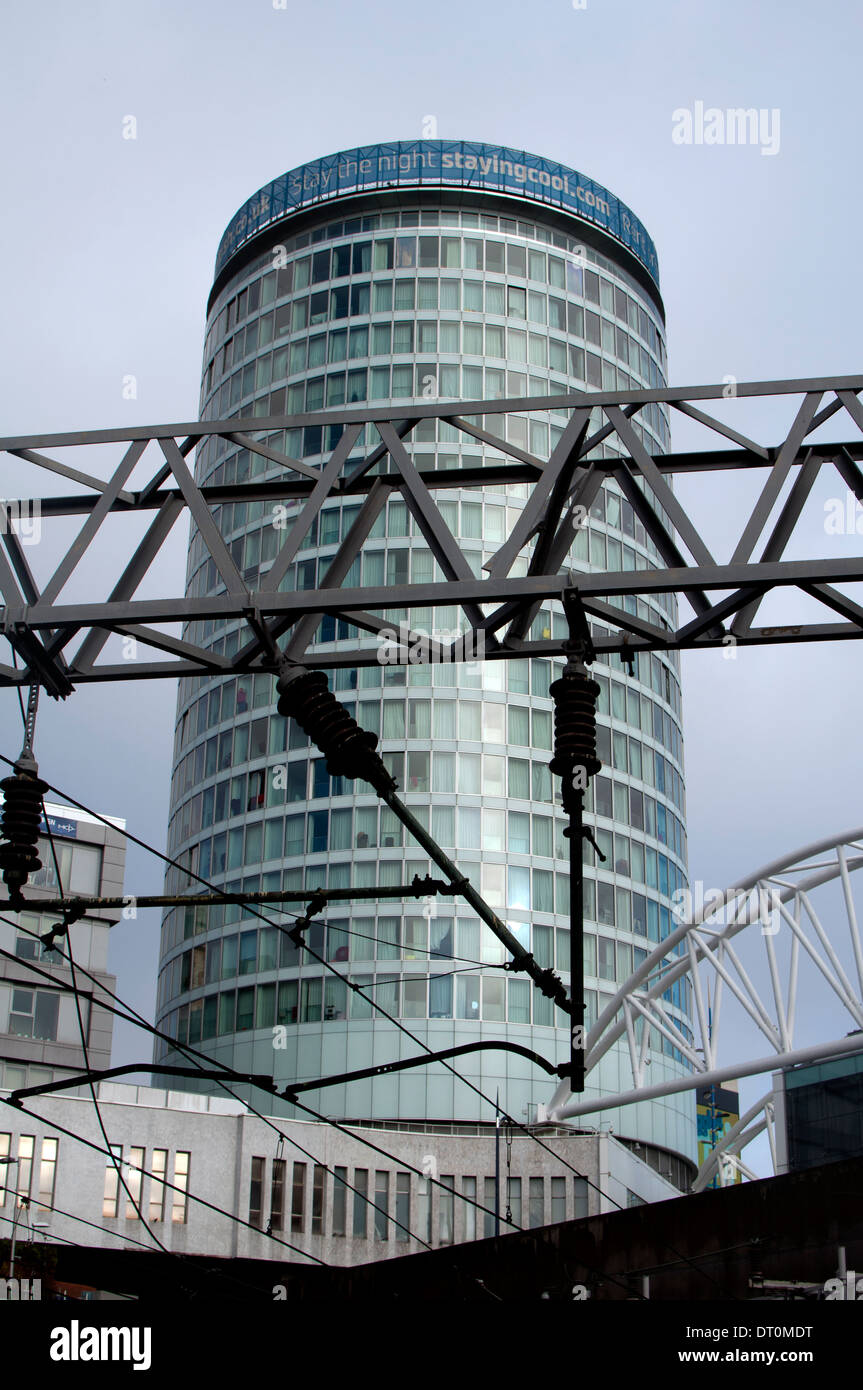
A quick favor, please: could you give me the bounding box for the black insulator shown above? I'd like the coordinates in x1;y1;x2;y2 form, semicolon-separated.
0;761;48;899
549;663;602;783
276;667;395;793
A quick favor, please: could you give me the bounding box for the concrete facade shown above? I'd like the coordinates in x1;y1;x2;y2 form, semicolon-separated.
0;800;126;1091
0;1081;679;1268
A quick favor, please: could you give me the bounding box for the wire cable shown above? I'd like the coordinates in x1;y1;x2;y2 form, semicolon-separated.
0;917;434;1249
0;1095;325;1270
0;747;725;1291
38;802;174;1260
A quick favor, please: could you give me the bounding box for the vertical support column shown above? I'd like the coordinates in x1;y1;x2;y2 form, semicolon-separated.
549;591;605;1094
568;785;587;1092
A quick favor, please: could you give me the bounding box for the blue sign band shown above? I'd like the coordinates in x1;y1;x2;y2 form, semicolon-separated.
214;140;659;289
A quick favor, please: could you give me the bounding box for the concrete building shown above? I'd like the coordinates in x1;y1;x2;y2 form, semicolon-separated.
0;1081;678;1269
0;799;126;1094
155;139;696;1181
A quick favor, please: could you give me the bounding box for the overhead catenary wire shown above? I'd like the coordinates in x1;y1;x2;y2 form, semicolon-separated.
1;870;667;1296
0;747;725;1293
0;915;509;1246
0;748;674;1283
0;1094;326;1270
0;1199;285;1299
0;748;638;1229
37;802;175;1259
0;916;436;1249
1;699;336;1273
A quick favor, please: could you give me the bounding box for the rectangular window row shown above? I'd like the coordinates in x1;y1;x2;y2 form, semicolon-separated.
159;901;693;1017
206;331;661;426
0;1133;57;1211
208;236;663;382
207;206;664;366
173;644;680;781
163;968;568;1042
261;1159;592;1244
171;731;683;878
29;838;102;895
212;292;658;382
102;1146;189;1223
158;967;692;1060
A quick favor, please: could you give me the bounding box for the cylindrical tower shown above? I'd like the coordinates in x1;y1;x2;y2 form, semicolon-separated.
155;141;695;1177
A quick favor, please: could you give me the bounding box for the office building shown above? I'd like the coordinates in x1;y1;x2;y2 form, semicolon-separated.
0;799;125;1096
0;1081;678;1269
155;140;695;1181
774;1042;863;1173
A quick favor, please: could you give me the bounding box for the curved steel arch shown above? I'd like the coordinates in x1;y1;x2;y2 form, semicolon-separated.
546;828;863;1136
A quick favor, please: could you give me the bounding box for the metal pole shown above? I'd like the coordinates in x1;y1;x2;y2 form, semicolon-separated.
569;791;587;1092
0;1159;18;1279
494;1090;501;1238
19;875;451;915
10;1204;19;1281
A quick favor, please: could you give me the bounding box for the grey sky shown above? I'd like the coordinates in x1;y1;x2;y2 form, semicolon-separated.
1;0;860;1172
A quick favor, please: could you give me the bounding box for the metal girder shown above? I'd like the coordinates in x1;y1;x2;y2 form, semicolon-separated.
0;375;861;688
545;828;863;1124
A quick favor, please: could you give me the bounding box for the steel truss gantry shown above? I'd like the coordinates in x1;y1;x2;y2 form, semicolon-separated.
1;376;862;1102
0;374;861;693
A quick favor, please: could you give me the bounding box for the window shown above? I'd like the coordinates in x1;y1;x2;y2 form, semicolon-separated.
291;1162;306;1232
269;1157;286;1232
429;973;453;1018
0;1132;10;1205
402;978;426;1018
407;751;429;792
125;1146;145;1219
456;976;480;1020
506;1176;522;1228
417;1177;432;1243
103;1144;123;1219
332;1166;348;1237
353;1168;369;1238
551;1176;566;1224
9;988;59;1041
574;1177;589;1219
483;1176;496;1238
149;1149;168;1222
15;920;59;962
529;1176;544;1228
30;838;102;894
482;977;505;1021
508;977;530;1024
439;1175;455;1245
462;1176;477;1242
312;1164;326;1235
374;1170;390;1241
37;1137;58;1212
249;1156;265;1228
172;1152;190;1223
13;1133;33;1208
395;1172;411;1243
